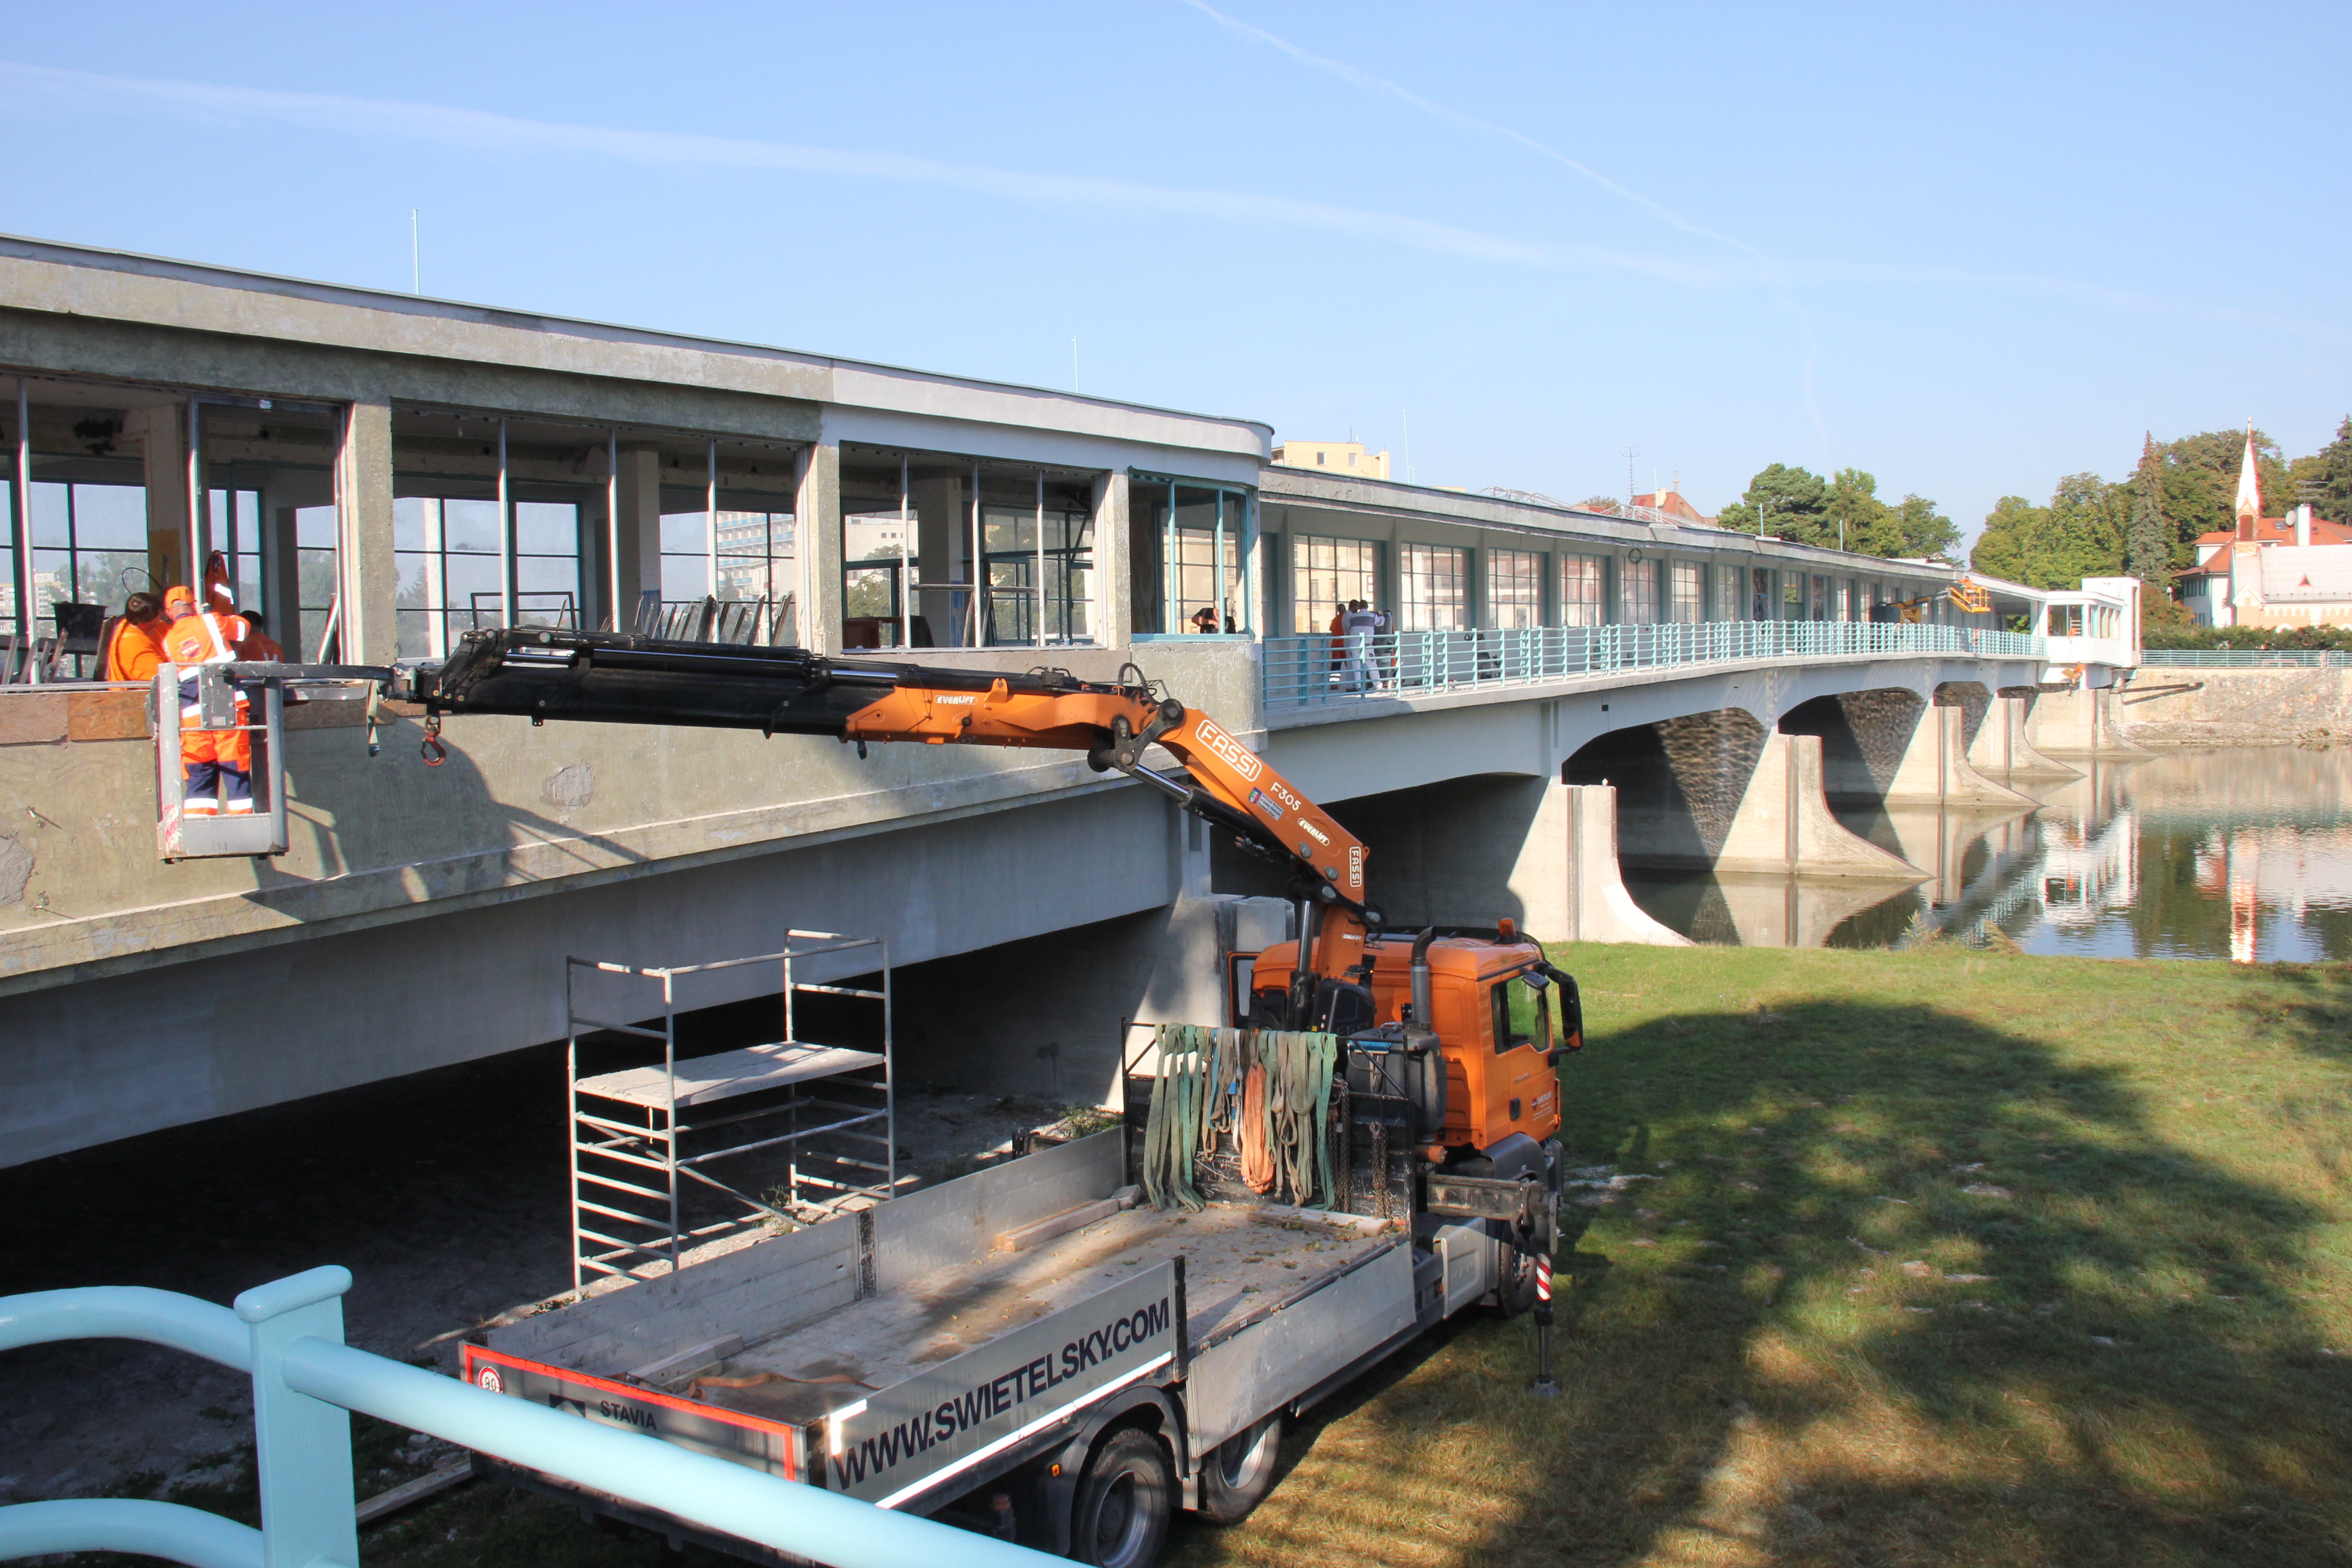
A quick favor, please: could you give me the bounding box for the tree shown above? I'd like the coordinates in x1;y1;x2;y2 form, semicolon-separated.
2296;415;2352;521
1891;493;1961;561
1718;463;1829;542
1577;496;1626;516
1717;462;1952;560
2125;432;2169;587
1969;474;2122;589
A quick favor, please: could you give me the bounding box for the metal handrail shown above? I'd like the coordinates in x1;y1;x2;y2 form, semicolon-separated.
2138;649;2349;668
1264;620;2051;709
0;1267;1051;1568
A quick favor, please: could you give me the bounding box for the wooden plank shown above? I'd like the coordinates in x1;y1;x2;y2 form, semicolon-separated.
993;1198;1120;1252
356;1457;473;1526
578;1043;884;1108
66;689;148;741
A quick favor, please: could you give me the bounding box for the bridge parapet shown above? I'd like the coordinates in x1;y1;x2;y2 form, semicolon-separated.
1264;621;2046;718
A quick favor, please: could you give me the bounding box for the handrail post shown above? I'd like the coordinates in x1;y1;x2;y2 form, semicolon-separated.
234;1268;359;1568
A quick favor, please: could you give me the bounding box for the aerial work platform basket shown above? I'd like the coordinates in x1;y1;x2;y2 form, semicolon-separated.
564;931;896;1292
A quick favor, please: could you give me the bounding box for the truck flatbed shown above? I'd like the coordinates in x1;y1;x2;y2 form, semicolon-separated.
694;1200;1396;1428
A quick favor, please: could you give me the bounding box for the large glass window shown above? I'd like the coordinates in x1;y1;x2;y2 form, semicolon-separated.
395;498;497;658
1750;566;1774;619
1620;557;1660;623
1559;554;1605;627
203;489;266;617
1810;574;1830;622
393;498;578;657
1784;572;1804;618
31;483;147;625
1400;542;1468;632
978;483;1092;647
1487;549;1542;629
297;506;339;659
1668;561;1702;623
1293;536;1377;634
1710;563;1741;621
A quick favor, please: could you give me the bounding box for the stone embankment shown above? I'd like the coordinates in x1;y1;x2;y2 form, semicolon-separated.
2118;666;2352;748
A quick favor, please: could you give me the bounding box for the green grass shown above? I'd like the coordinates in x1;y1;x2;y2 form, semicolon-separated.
1170;945;2352;1568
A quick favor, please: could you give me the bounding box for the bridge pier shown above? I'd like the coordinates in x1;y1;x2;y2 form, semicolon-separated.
2026;687;2153;758
1712;733;1929;881
1967;696;2082;781
1880;704;2040;808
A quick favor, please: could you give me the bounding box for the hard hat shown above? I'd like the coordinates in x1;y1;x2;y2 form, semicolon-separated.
163;585;197;618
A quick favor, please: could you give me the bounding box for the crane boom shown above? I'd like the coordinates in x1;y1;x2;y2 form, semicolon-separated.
413;628;1375;931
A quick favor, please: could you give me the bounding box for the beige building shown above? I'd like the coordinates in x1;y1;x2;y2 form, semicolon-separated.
1271;440;1390;480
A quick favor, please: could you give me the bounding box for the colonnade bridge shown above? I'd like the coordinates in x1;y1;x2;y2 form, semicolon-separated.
0;235;2139;1165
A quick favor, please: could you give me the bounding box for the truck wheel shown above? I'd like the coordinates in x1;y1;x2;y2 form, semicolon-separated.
1195;1414;1284;1524
1494;1247;1541;1317
1071;1428;1173;1568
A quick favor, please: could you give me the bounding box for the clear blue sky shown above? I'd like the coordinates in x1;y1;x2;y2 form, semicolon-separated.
1;2;2343;542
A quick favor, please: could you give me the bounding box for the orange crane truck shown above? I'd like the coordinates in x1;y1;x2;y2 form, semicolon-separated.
402;627;1584;1566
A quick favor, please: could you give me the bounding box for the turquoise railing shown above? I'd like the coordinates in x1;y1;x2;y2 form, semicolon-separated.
1264;620;2048;710
2138;649;2350;668
0;1267;1052;1568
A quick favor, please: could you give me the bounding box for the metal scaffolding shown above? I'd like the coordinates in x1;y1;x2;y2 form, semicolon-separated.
564;930;894;1290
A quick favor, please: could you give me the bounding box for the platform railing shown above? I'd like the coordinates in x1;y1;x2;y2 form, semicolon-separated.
0;1267;1051;1568
2138;649;2351;668
1265;620;2047;709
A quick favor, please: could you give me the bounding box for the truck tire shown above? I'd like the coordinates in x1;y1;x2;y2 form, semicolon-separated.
1071;1428;1173;1568
1195;1414;1284;1524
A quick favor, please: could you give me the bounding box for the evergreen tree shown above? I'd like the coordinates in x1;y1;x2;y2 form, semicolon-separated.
2312;415;2352;520
2125;431;2170;587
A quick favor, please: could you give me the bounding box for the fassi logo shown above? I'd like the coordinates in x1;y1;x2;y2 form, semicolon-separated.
1192;719;1264;783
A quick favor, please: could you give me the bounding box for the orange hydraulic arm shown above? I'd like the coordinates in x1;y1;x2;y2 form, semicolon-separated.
414;630;1377;998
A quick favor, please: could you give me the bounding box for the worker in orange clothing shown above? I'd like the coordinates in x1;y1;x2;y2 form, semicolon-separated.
161;585;257;817
99;591;169;682
233;607;285;662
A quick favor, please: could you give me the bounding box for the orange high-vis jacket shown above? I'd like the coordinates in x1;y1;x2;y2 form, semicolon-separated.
103;617;169;683
163;611;252;672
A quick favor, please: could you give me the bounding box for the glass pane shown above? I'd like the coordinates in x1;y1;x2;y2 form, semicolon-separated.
396;608;434;660
517;555;578;597
845;512;908;565
395;551;432;608
31;483;69;549
80;551;148;607
72;485;146;550
444;499;501;555
661;553;710;600
444;553;502;625
661;511;708;555
394;496;431;551
845;566;897;620
514;502;576;557
297;506;339;551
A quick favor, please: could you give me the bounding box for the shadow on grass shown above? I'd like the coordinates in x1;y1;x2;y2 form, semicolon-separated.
1175;993;2352;1568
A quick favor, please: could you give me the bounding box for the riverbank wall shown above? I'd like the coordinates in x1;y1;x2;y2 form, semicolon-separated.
2118;666;2352;747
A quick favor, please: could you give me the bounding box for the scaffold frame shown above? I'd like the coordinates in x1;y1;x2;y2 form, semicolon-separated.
564;930;894;1291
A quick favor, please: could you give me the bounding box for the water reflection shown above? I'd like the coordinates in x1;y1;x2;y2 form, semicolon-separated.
1622;747;2352;960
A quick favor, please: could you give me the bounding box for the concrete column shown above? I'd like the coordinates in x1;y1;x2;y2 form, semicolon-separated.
1880;704;2037;807
136;404;189;589
797;442;842;655
611;444;662;631
1715;732;1927;880
335;400;397;666
1094;470;1130;648
1966;696;2080;781
2025;687;2155;757
1552;785;1689;946
910;474;958;647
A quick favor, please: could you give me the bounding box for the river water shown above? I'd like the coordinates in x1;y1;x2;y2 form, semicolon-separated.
1622;747;2352;960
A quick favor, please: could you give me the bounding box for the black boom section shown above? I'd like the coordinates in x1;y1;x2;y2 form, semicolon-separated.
416;628;1113;737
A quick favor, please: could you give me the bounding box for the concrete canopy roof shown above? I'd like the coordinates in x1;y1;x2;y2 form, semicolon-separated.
0;233;1271;467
